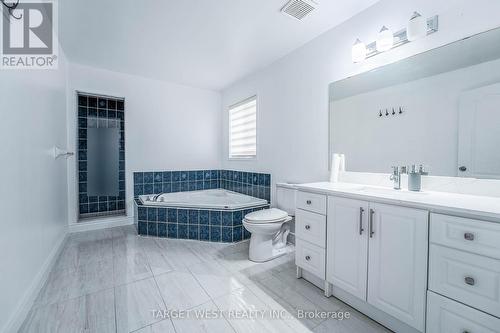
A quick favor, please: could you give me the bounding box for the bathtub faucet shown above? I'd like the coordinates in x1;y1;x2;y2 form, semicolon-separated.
153;193;163;201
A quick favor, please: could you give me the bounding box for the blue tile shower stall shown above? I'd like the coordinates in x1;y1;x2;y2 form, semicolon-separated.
77;93;126;218
134;170;271;242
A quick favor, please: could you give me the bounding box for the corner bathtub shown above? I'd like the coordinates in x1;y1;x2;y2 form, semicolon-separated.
139;189;268;210
135;189;269;243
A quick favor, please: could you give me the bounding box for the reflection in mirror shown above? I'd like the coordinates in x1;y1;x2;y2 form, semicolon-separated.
329;27;500;179
87;127;120;196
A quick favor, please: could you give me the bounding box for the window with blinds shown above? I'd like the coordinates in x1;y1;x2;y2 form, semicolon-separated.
229;96;257;159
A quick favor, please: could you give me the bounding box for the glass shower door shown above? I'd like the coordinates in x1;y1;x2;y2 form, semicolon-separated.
77;93;126;219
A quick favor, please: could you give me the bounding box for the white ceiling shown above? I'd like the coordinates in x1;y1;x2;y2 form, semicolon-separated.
59;0;379;90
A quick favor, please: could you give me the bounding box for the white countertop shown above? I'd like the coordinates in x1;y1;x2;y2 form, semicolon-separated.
295;182;500;222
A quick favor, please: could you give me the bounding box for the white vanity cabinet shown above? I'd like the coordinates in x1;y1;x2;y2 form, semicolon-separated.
427;213;500;332
326;197;428;332
295;183;500;333
295;191;327;281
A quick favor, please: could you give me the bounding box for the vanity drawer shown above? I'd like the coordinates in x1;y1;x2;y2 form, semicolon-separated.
426;291;500;333
295;239;325;279
429;244;500;317
296;191;327;215
295;209;326;248
430;213;500;259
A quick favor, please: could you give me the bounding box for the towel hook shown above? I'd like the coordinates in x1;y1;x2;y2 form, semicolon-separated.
53;147;75;159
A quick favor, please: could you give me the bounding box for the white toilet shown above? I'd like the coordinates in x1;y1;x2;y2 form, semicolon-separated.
243;184;295;262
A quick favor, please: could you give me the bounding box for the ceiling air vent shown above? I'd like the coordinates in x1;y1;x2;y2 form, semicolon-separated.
281;0;317;20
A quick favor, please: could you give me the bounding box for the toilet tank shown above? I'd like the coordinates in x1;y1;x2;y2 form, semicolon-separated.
276;183;297;216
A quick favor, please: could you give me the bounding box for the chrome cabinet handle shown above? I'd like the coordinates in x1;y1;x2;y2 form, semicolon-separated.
305;225;311;230
306;200;312;205
359;207;365;235
464;276;475;286
369;209;375;238
305;255;311;261
464;232;475;241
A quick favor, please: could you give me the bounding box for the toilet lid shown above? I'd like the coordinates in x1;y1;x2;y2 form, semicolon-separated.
244;208;289;224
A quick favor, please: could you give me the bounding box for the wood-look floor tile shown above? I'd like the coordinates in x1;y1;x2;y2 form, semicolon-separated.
188;261;245;299
133;319;176;333
21;226;389;333
171;301;235;333
155;270;211;311
20;289;115;333
115;277;166;333
113;252;153;286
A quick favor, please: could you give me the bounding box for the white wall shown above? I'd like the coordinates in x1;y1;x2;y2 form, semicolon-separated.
0;54;69;331
66;64;222;224
221;0;500;194
332;57;500;176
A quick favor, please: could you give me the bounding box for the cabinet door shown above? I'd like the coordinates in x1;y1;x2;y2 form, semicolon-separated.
327;197;369;300
367;203;428;331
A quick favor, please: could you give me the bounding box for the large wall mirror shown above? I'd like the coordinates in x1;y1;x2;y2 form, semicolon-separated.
329;27;500;179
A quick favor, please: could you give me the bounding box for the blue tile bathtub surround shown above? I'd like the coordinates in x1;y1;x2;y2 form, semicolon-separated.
133;169;271;202
158;223;167;237
200;210;209;224
210;211;221;226
133;169;221;197
78;93;126;218
167;223;177;238
220;170;271;202
133;169;270;242
178;225;188;239
135;201;269;242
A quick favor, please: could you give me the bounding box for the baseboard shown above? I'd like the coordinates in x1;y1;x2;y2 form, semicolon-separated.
2;231;68;333
69;215;134;233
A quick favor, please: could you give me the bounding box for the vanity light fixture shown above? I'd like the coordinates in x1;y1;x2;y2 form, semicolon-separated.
376;26;394;52
351;39;367;63
352;14;439;63
407;11;427;41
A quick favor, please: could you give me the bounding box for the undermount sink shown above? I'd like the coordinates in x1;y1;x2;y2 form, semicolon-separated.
330;183;366;191
361;187;429;195
324;183;430;195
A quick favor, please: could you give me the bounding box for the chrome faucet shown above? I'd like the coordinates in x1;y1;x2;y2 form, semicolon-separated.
153;193;163;201
390;166;407;190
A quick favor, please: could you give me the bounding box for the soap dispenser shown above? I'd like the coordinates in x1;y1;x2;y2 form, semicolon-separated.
408;164;427;192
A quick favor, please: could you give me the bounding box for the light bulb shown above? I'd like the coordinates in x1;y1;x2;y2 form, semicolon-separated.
407;11;427;41
351;39;366;63
376;26;393;52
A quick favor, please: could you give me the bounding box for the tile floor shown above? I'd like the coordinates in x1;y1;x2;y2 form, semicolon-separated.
20;225;391;333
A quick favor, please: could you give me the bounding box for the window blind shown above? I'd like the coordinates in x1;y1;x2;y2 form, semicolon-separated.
229;96;257;158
